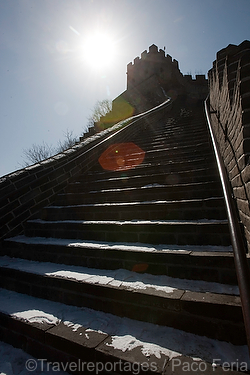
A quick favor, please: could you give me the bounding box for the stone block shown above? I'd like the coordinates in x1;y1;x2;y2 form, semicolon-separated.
19;186;40;204
35;166;54;180
8;210;31;231
45;322;108;361
236;198;250;217
181;291;242;321
0;311;53;343
233;185;247;200
0;183;17;199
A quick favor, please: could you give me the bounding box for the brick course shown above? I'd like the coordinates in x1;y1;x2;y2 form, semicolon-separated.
208;40;250;251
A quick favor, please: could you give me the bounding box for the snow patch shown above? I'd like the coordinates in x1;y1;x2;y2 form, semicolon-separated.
29;218;229;226
0;289;248;368
0;256;239;295
64;322;82;332
6;235;233;253
13;310;58;325
107;335;177;360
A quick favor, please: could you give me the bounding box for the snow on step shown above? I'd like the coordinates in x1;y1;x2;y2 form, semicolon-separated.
49;197;223;208
0;256;238;295
28;218;229;225
85;181;221;192
0;288;249;368
6;235;233;252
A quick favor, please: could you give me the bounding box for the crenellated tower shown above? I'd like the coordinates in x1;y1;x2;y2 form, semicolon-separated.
126;44;181;90
88;44;208;132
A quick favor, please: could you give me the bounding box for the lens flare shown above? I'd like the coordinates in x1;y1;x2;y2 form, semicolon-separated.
132;263;149;273
98;143;145;171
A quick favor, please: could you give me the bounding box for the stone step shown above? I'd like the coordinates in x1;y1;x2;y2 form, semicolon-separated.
85;156;218;179
1;236;237;284
0;257;244;344
91;148;217;173
24;219;231;246
2;97;246;371
90;154;218;176
95;143;213;168
41;197;227;222
0;288;248;374
94;129;213;153
144;120;209;132
55;181;224;205
69;168;221;192
157;124;209;135
131;133;209;148
127;131;211;151
133;116;209;135
135;136;210;151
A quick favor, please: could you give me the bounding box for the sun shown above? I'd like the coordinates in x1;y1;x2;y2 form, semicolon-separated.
83;32;115;70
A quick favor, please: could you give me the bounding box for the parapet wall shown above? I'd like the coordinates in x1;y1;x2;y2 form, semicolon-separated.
208;40;250;250
0;121;128;241
0;102;170;241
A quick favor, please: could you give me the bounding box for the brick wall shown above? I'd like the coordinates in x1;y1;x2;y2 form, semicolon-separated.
0;101;170;241
208;40;250;251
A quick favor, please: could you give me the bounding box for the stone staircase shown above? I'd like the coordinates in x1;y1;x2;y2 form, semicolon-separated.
0;98;248;373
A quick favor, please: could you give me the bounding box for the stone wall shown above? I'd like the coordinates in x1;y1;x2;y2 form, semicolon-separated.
126;45;208;107
127;44;181;90
0;101;170;241
208;40;250;250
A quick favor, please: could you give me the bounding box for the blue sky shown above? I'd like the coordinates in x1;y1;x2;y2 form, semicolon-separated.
0;0;249;177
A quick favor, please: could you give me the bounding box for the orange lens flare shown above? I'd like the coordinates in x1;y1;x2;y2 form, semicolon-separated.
98;142;145;171
132;263;149;273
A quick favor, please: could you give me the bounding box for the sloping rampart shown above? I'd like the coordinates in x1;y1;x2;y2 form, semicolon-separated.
0;102;170;241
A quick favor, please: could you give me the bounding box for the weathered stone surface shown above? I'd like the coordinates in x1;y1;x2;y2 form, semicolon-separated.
209;41;250;252
46;322;108;360
97;335;170;374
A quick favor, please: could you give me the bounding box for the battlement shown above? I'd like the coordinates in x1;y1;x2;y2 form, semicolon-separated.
126;44;207;92
184;74;207;84
127;44;175;67
126;44;181;90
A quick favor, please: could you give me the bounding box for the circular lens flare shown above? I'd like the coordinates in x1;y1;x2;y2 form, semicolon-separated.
98;143;145;171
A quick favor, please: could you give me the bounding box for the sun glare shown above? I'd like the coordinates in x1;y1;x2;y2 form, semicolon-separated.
83;32;115;70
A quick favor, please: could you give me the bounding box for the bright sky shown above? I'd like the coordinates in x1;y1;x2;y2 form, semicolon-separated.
0;0;249;177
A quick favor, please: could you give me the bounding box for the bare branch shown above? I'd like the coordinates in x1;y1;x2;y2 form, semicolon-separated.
56;129;77;153
22;142;55;166
87;99;112;128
